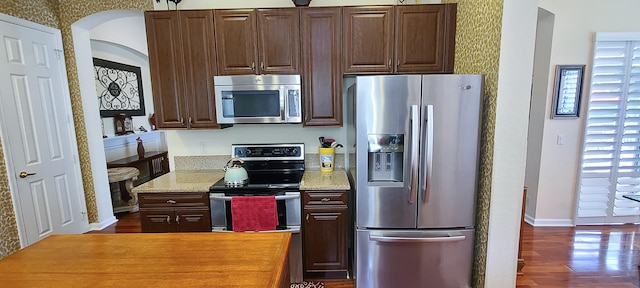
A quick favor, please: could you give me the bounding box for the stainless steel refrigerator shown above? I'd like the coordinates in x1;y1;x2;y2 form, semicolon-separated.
347;74;483;288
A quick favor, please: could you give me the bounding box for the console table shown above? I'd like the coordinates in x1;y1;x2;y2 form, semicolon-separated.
107;151;170;184
107;151;170;212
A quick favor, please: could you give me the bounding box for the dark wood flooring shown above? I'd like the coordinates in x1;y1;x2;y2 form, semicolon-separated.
96;212;640;287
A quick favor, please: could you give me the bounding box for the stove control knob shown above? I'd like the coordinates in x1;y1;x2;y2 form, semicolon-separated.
246;149;252;156
291;148;298;156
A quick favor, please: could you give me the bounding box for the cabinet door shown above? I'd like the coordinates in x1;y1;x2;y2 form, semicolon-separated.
257;8;300;74
214;9;258;75
343;6;394;74
303;208;348;272
140;210;175;232
175;208;212;232
145;11;187;128
180;10;220;128
395;4;456;73
300;7;343;127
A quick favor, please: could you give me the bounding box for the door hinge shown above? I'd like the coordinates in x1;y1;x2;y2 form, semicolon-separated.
54;49;63;60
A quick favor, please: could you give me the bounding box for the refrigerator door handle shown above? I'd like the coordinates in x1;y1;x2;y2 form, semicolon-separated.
409;105;420;204
423;104;434;203
370;234;466;243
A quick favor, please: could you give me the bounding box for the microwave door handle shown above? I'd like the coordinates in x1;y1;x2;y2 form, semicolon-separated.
281;87;287;121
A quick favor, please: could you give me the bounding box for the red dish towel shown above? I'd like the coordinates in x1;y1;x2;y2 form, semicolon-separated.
231;196;278;232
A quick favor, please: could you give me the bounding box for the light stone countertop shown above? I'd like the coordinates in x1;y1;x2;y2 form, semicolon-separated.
132;170;225;193
299;170;351;191
132;169;350;193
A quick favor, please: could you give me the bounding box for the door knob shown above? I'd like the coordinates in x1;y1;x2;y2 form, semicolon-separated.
19;171;36;178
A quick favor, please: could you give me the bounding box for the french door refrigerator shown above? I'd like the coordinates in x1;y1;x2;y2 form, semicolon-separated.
349;74;483;288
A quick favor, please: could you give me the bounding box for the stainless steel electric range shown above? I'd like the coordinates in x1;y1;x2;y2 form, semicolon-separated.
208;143;304;283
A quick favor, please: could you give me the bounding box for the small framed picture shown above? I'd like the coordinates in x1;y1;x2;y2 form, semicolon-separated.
551;65;585;119
114;114;134;135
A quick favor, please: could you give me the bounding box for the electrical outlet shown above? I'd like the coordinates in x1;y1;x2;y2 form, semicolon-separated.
200;142;207;154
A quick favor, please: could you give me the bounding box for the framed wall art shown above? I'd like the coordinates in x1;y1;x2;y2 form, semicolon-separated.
93;58;145;117
551;65;585;119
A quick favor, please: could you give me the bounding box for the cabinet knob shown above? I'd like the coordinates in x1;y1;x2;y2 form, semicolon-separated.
167;199;177;204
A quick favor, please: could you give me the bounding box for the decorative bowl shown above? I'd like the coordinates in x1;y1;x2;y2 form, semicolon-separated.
292;0;311;7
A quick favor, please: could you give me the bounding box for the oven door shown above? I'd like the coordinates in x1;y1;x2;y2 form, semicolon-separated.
209;192;301;232
209;192;303;284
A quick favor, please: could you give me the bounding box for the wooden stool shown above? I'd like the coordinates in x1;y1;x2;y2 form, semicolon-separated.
107;167;140;213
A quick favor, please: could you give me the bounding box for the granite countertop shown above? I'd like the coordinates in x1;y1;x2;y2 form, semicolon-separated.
299;170;351;191
132;169;350;193
132;170;225;193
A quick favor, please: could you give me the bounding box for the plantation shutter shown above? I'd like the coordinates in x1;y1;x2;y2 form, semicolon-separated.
576;33;640;225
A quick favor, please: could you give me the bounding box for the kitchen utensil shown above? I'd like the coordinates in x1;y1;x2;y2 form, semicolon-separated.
223;157;249;187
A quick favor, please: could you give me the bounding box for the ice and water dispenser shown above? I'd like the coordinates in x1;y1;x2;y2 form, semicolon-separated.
367;134;404;182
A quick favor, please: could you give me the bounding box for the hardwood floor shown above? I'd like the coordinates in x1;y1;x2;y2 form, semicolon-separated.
517;223;640;288
97;212;640;287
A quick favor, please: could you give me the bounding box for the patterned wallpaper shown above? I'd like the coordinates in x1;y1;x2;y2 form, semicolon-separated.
442;0;504;287
0;0;151;259
0;139;19;259
0;2;505;286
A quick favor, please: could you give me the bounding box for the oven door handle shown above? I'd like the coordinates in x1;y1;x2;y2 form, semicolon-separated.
209;194;300;201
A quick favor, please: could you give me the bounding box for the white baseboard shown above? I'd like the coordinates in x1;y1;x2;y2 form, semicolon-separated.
89;216;118;231
524;214;574;227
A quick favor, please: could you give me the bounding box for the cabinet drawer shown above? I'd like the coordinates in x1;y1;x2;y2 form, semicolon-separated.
303;191;347;206
139;193;209;208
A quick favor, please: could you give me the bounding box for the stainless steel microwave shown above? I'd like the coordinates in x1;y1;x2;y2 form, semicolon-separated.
214;75;302;124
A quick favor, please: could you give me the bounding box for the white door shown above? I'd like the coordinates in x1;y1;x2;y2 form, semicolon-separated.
0;14;88;247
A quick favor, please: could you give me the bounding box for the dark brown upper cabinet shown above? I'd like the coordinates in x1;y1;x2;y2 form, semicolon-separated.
395;4;456;73
343;6;394;74
214;8;300;75
300;7;343;127
145;10;220;129
343;4;456;74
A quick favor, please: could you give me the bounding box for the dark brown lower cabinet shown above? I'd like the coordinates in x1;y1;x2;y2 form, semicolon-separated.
302;191;349;278
139;193;211;233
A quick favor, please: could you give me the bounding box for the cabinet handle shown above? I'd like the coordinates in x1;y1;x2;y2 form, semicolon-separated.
175;215;180;224
251;61;256;72
260;61;265;73
388;59;392;68
397;59;400;68
321;198;330;202
306;214;309;222
166;199;177;204
180;117;184;126
189;117;192;126
166;216;171;224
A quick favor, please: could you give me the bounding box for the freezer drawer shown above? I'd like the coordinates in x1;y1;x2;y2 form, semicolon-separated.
356;228;473;288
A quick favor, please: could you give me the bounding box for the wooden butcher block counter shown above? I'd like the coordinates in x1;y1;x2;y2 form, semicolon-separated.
0;233;291;288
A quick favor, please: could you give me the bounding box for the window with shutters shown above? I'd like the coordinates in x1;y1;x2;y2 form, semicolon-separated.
576;32;640;225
